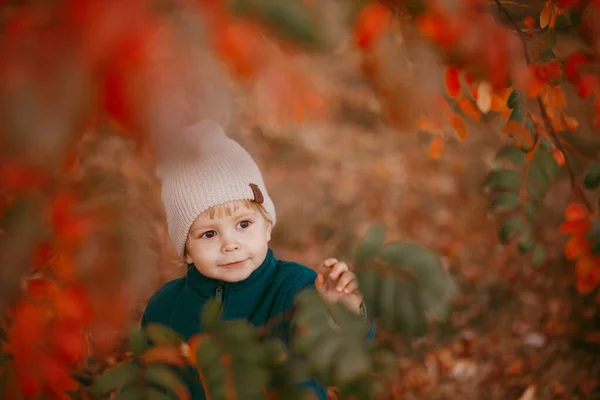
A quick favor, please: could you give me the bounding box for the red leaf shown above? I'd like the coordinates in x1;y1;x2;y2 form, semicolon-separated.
214;19;265;79
523;17;535;29
565;234;591;260
577;74;597;99
0;162;46;193
556;0;580;8
564;52;589;83
445;66;461;97
353;2;392;49
560;219;590;234
564;203;589;221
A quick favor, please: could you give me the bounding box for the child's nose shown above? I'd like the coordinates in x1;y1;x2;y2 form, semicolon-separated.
221;236;240;252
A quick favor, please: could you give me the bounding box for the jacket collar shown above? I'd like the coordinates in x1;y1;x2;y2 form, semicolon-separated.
185;248;277;296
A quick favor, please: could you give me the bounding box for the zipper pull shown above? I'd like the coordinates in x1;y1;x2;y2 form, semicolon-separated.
215;281;224;302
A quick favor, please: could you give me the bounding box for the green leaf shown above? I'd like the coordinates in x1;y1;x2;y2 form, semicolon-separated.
378;277;398;330
524;201;539;220
308;334;345;382
91;362;138;396
584;163;600;190
495;145;526;167
336;348;371;384
146;364;189;400
145;323;184;347
488;192;521;212
499;216;524;243
355;223;386;268
356;269;380;317
113;385;143;400
484;170;522;191
263;338;288;366
527;150;560;199
509;107;524;123
228;0;321;48
148;388;173;400
201;299;222;331
379;242;457;320
128;326;148;356
532;245;545;267
507;90;521;109
517;229;536;253
569;10;582;25
395;282;427;338
196;336;222;368
586;220;600;254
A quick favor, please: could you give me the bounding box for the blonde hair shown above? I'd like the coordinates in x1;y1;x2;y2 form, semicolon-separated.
201;199;272;224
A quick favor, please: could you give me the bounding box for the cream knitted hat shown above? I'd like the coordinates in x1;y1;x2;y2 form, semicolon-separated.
157;119;276;258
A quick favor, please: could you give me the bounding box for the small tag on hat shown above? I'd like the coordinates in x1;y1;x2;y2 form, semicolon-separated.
249;184;264;204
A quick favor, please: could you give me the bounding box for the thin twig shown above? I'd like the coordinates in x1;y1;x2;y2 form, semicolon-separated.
493;0;594;212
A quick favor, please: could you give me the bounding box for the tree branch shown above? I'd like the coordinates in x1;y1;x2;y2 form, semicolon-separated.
493;0;594;212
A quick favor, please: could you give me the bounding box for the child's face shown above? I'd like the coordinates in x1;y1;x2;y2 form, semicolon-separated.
185;204;272;282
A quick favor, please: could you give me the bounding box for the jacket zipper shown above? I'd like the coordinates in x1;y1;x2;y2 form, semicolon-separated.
215;281;224;303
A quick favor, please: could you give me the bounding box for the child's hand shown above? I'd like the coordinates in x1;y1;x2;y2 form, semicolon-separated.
316;258;363;314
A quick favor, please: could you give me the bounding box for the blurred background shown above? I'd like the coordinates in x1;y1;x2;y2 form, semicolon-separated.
1;0;599;398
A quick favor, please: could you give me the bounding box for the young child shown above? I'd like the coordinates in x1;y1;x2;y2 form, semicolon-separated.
142;119;374;400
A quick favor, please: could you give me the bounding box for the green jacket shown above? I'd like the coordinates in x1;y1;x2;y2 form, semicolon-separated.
141;249;334;399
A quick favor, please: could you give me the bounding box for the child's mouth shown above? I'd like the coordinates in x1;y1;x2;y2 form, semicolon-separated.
221;258;249;268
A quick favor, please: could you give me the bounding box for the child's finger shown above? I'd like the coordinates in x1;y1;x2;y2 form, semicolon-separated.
334;270;355;292
315;272;327;293
328;261;349;280
343;279;359;294
323;258;338;268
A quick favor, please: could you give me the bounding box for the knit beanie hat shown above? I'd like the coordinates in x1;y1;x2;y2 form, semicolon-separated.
157;119;276;258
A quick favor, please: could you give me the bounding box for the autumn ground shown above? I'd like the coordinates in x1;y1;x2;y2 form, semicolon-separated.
99;35;600;400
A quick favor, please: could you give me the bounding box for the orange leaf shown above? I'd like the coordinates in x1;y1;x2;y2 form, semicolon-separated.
187;334;208;365
564;234;591;260
490;93;506;112
527;76;547;98
563;115;579;132
449;113;468;141
141;346;185;366
502;120;534;148
458;97;481;122
445;66;461;97
545;85;567;109
552;149;565;166
428;136;444;159
417;116;441;132
564;203;589;221
540;3;551;28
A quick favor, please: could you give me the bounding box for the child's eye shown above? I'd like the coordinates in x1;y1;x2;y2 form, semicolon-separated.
237;220;251;229
200;231;217;239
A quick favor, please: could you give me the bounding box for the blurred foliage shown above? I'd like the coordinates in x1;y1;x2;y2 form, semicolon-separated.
1;0;600;398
